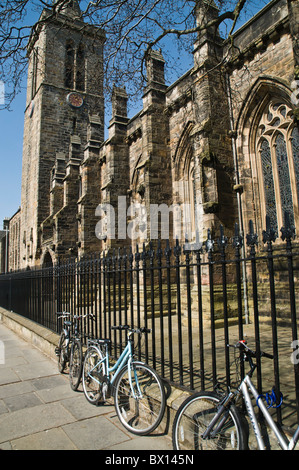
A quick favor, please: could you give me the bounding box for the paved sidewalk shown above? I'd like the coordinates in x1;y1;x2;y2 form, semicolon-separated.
0;322;173;451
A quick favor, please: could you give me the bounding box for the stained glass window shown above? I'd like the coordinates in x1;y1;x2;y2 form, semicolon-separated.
260;138;278;232
291;127;299;202
256;101;298;232
275;132;294;226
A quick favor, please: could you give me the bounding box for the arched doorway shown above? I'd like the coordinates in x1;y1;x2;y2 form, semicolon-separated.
42;251;54;267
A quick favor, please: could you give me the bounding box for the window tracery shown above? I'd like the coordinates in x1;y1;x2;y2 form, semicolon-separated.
256;101;298;231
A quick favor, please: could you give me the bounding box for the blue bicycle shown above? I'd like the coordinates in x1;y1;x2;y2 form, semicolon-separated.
82;325;166;435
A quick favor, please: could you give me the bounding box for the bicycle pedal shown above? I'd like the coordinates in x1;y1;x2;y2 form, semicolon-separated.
55;347;60;356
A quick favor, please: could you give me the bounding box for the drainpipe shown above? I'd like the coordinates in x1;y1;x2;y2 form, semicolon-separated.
4;223;9;274
225;72;249;325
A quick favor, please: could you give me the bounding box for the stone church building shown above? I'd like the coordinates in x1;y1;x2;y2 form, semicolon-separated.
3;0;299;270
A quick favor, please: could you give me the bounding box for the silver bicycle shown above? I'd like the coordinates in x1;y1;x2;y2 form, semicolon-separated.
173;340;299;450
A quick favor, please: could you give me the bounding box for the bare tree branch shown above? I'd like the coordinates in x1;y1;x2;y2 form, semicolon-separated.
0;0;263;110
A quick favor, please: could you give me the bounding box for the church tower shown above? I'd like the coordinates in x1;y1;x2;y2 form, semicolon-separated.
20;0;105;267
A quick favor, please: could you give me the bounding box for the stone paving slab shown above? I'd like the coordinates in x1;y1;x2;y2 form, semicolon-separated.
0;402;76;443
1;308;298;452
8;427;78;451
0;380;36;400
0;321;173;451
3;391;43;412
0;368;20;386
62;415;130;450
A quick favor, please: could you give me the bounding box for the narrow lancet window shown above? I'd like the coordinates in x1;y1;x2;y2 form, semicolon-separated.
76;43;85;91
275;132;295;226
65;40;75;89
260;138;278;232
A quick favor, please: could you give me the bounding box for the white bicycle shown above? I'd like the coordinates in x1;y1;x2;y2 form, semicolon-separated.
82;325;166;435
173;340;299;450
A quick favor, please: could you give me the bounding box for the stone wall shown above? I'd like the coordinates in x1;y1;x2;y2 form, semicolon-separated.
11;0;299;273
20;6;105;267
226;0;298;237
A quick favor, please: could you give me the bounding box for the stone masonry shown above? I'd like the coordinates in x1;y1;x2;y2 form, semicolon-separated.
3;0;299;271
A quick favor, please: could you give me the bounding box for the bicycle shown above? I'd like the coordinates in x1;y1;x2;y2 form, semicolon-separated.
55;311;94;391
82;324;166;435
172;339;299;450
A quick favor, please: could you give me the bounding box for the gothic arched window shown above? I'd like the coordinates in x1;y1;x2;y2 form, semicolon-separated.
256;101;299;232
65;40;75;89
76;43;85;91
31;47;39;99
64;41;85;91
182;161;196;241
291;127;299;199
260;137;277;231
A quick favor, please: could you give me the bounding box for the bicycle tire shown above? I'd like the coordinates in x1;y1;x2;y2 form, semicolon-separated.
114;361;166;435
57;331;68;373
172;391;247;450
69;339;83;391
82;345;106;405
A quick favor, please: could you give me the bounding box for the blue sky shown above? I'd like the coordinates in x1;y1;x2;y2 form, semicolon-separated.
0;0;268;227
0;84;25;225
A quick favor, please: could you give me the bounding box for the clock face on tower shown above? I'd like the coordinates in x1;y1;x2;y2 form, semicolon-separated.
66;92;84;108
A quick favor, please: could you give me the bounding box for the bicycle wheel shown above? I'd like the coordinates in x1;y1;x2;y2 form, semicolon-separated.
114;361;166;435
82;345;106;404
57;331;68;373
69;339;83;391
172;391;247;450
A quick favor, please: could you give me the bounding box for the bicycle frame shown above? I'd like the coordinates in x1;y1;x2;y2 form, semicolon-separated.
56;312;93;361
87;337;142;399
63;323;71;344
58;312;92;344
240;374;299;450
56;315;72;355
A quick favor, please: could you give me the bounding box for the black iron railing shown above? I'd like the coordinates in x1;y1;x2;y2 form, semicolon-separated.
0;214;298;427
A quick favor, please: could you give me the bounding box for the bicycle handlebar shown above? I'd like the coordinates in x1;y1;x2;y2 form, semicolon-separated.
260;350;274;360
56;312;95;320
228;340;274;360
56;312;71;318
111;325;151;335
